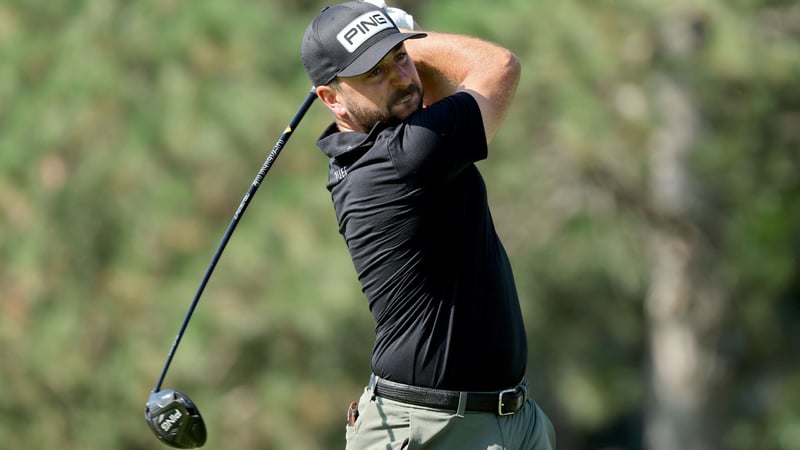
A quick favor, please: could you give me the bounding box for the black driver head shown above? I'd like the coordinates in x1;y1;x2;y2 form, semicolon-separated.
145;389;207;449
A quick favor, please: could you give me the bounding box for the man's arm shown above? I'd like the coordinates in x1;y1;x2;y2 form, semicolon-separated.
403;31;522;144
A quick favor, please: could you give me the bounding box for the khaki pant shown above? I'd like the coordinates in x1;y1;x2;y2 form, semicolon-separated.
345;383;556;450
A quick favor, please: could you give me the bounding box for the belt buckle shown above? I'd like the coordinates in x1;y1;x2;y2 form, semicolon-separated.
498;387;520;416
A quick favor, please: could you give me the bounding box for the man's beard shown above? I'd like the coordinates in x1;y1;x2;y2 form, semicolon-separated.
346;84;423;130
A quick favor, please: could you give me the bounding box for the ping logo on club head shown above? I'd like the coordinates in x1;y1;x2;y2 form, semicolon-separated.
160;409;184;432
337;11;393;53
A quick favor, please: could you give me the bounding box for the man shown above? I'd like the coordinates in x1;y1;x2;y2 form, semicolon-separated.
301;2;555;448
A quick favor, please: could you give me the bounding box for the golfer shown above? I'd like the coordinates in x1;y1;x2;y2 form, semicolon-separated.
301;2;555;448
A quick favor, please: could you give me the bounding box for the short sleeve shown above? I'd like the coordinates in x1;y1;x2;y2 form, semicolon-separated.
387;92;487;183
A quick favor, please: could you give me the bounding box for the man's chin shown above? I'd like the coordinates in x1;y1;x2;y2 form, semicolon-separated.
392;98;423;121
352;98;422;129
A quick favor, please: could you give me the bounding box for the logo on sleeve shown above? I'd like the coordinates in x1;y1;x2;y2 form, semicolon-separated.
337;11;394;53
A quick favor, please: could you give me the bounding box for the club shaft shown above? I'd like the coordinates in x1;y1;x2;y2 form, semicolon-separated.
153;88;318;392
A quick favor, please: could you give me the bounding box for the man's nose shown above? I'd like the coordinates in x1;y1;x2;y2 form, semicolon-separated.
388;63;411;86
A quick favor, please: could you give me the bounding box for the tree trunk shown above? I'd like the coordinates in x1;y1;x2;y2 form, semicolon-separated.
645;69;726;450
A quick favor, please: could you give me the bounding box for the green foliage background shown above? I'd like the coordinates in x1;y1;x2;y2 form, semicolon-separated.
1;0;798;448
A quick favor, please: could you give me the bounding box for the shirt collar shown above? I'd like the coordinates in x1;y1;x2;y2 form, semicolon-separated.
316;121;388;159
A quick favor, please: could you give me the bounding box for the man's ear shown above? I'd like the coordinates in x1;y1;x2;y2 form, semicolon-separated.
316;85;346;116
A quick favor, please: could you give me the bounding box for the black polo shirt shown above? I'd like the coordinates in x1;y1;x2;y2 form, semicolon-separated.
316;92;527;391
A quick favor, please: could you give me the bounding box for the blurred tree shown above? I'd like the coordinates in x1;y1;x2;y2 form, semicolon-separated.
643;10;728;449
1;0;798;449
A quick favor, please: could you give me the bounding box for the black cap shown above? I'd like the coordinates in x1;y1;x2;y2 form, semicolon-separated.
301;2;426;87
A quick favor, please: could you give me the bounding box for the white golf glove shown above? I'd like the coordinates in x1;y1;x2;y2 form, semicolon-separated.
361;0;416;30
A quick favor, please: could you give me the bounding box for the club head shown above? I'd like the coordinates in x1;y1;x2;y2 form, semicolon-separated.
145;389;207;449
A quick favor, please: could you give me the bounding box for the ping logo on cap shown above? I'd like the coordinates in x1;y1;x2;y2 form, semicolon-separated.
336;11;394;53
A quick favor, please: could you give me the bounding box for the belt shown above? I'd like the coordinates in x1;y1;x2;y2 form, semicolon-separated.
371;376;528;416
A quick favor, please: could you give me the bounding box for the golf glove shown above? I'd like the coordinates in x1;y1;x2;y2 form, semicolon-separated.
361;0;416;30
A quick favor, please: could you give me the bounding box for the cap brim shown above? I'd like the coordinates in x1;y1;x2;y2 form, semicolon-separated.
337;31;426;78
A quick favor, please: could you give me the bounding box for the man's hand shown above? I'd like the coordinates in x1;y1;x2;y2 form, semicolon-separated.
361;0;416;30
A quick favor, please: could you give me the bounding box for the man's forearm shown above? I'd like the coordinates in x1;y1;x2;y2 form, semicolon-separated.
404;31;462;106
404;30;521;142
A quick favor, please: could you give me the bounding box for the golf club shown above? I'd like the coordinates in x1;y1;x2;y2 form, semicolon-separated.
145;88;318;448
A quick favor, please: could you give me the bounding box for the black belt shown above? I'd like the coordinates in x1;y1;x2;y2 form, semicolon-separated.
372;376;528;416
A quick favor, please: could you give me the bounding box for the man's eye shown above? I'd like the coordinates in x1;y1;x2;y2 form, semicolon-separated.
396;52;408;62
367;67;383;78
